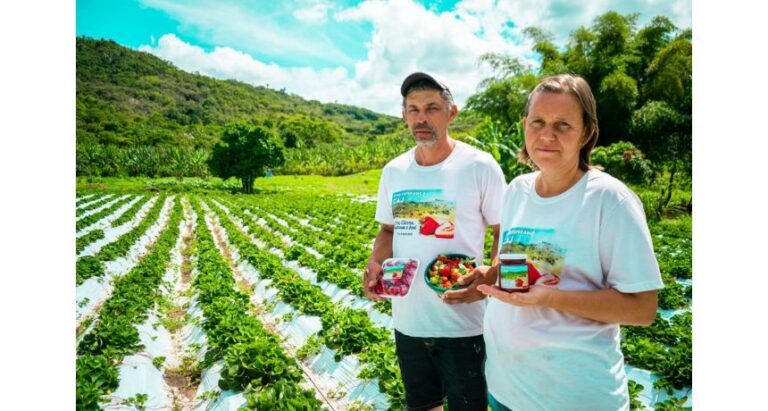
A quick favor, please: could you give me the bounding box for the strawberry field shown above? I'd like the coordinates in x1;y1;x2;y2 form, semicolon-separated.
75;180;693;410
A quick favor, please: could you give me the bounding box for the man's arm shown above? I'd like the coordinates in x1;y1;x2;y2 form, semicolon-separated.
363;224;394;301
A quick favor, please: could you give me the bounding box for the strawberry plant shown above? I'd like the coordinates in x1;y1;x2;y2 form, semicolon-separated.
76;229;104;254
320;308;389;360
240;381;323;410
76;256;105;285
658;272;688;310
76;354;119;411
219;340;302;391
628;380;645;410
358;342;406;410
654;396;691;410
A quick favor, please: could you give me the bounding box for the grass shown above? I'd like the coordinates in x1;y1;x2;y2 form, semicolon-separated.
76;169;382;196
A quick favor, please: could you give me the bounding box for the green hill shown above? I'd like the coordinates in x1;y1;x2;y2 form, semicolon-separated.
76;37;401;149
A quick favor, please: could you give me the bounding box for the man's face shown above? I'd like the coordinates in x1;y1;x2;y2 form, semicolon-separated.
402;89;457;147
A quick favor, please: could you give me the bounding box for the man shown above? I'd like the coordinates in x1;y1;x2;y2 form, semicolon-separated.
364;72;506;411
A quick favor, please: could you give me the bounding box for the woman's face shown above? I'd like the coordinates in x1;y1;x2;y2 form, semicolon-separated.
524;91;586;174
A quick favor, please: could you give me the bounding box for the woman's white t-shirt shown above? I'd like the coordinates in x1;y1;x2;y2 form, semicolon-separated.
484;169;663;410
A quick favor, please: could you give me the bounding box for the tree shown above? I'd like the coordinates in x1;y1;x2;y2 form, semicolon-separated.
597;70;639;145
465;53;540;128
630;100;691;211
472;11;691;166
208;122;285;193
642;39;692;109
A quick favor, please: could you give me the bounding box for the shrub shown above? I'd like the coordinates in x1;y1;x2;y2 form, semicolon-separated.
591;141;653;185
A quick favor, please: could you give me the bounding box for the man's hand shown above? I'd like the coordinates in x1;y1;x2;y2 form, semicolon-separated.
363;260;385;301
442;264;498;305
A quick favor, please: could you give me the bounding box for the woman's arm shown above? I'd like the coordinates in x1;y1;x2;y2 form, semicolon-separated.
477;284;657;326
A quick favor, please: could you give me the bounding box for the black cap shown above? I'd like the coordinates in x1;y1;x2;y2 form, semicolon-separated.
400;72;450;97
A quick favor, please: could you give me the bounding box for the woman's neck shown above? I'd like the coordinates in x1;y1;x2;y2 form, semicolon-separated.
535;166;586;197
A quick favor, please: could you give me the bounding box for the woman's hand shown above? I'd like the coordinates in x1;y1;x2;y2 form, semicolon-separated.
477;284;658;326
476;284;555;307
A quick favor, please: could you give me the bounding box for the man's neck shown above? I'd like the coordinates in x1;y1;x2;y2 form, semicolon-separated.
415;137;456;166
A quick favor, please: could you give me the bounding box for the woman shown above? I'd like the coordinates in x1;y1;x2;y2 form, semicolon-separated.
476;74;663;410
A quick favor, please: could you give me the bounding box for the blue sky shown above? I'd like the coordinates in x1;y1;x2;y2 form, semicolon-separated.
77;0;692;115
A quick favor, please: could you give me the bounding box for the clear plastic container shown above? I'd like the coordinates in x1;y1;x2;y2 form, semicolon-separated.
374;258;420;298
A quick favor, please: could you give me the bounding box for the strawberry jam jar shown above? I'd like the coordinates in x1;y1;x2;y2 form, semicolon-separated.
498;253;529;292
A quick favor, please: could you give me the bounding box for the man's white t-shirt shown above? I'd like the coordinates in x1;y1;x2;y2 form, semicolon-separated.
375;140;506;338
484;169;664;410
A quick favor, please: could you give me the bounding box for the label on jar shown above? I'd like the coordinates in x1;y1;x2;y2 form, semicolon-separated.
500;264;528;289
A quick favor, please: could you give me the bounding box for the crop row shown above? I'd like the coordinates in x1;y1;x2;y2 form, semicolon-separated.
75;195;154;255
75;193;99;207
204;197;406;408
213;196;389;319
76;193;116;216
223;197;392;316
76;196;166;285
76;198;183;410
72;190;692;410
188;198;325;410
76;229;105;254
109;195;152;227
75;195;137;233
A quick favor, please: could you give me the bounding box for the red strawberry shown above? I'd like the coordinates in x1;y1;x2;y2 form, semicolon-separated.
515;278;524;287
374;283;383;294
439;265;452;276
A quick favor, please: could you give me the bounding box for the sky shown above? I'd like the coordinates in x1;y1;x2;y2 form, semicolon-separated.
77;0;692;116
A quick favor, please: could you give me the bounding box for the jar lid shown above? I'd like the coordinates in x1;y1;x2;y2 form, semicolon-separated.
499;253;527;260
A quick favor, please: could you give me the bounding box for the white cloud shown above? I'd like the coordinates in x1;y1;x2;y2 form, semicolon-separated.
483;0;692;45
139;34;351;101
334;0;536;112
139;0;354;66
293;0;334;23
138;0;541;117
137;0;692;117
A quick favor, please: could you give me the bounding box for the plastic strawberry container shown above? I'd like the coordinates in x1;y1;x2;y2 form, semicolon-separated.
374;258;420;298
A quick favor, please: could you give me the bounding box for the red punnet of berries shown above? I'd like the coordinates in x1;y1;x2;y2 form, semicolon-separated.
374;258;420;298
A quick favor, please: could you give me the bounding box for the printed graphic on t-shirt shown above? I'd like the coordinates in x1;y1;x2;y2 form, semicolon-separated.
392;189;456;239
501;227;566;286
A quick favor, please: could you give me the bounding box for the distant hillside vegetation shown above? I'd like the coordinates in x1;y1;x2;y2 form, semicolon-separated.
76;37;402;149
